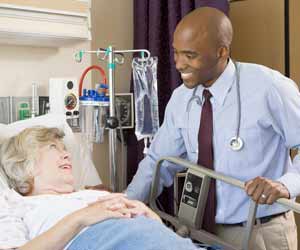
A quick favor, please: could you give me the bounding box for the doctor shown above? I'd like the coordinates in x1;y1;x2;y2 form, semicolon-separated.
126;6;300;249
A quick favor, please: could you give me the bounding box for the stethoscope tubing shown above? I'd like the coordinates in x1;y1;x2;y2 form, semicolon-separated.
185;60;243;151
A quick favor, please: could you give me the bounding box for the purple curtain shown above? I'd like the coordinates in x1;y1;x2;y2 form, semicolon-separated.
127;0;229;210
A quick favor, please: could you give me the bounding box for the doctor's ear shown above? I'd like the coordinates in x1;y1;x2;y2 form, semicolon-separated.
217;46;229;60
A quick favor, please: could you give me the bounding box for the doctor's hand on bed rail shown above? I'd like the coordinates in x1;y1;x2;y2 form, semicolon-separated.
245;176;290;205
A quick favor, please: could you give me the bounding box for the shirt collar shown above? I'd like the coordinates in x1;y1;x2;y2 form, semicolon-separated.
197;59;236;106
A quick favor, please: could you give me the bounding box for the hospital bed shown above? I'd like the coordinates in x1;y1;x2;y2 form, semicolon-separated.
150;156;300;250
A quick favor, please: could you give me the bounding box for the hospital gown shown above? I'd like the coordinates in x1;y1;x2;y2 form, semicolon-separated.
0;189;205;250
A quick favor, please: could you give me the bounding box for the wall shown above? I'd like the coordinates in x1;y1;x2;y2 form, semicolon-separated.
0;0;88;12
230;0;285;74
0;43;91;97
91;0;133;187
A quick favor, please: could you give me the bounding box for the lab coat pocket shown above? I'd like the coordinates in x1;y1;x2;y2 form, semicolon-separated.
224;128;264;169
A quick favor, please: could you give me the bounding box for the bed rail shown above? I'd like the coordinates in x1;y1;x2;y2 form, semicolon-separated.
149;157;300;250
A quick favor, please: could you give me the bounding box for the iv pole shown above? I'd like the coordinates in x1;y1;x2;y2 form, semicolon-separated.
75;46;151;192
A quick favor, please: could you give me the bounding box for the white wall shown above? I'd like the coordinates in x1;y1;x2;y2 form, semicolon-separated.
0;42;91;96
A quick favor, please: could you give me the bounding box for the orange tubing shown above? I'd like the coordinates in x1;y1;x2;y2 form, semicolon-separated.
79;65;107;96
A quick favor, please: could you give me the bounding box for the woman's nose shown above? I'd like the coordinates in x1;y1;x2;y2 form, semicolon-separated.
62;150;71;160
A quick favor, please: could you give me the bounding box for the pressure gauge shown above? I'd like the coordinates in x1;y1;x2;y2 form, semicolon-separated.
115;93;134;129
64;93;77;110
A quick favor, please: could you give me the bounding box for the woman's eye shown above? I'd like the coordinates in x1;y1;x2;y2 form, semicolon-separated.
49;144;57;149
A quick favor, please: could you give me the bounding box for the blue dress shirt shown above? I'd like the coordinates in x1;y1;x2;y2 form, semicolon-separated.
126;59;300;224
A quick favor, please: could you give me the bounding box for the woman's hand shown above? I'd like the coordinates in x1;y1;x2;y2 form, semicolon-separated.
118;198;162;223
75;193;131;227
74;193;162;227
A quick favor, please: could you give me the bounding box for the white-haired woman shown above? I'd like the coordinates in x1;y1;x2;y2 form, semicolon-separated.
0;127;200;250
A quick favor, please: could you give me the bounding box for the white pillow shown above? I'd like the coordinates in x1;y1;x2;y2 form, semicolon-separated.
0;114;101;190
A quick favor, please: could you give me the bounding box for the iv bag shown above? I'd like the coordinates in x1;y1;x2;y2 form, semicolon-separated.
132;57;159;141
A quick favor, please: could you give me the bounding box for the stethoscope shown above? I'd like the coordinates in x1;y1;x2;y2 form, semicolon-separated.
186;60;244;151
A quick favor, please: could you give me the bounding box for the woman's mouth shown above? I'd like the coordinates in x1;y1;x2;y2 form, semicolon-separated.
59;164;72;171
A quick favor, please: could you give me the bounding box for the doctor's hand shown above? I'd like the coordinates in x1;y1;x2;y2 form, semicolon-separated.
245;177;290;205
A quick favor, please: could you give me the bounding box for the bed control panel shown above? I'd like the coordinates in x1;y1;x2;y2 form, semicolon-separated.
178;168;210;229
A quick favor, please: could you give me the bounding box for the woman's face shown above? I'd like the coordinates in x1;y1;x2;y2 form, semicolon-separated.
32;139;75;195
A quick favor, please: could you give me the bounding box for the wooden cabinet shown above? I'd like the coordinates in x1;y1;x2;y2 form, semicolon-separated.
0;0;91;47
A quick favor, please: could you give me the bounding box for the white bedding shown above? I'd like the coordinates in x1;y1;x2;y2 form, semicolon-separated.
0;189;110;249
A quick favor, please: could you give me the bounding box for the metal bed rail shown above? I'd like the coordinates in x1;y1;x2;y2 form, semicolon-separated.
149;157;300;250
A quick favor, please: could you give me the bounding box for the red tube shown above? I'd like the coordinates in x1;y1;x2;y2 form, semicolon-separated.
79;65;107;96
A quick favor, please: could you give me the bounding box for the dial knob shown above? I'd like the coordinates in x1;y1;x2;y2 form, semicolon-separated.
64;93;77;110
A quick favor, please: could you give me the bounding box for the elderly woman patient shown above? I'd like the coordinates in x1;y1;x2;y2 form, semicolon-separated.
0;127;199;250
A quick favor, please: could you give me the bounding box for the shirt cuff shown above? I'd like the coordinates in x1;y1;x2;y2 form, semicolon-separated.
277;172;300;198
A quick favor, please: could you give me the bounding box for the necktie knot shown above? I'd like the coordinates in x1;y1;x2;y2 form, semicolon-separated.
203;89;212;100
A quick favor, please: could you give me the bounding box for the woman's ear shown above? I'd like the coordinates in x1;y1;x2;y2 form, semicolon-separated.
17;179;34;196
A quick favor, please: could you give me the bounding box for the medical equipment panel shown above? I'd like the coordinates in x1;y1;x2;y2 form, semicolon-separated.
115;93;134;129
38;96;50;115
49;78;80;129
178;168;210;229
0;96;50;124
11;96;33;122
49;78;79;117
0;97;11;124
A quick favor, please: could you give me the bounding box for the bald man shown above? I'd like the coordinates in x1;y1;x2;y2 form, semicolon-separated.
126;7;299;249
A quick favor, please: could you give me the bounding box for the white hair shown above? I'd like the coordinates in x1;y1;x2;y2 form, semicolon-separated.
0;126;64;195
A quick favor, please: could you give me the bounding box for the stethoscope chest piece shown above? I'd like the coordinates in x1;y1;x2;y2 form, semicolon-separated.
229;136;244;151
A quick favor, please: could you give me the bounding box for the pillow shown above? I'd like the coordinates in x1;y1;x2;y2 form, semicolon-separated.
0;114;101;190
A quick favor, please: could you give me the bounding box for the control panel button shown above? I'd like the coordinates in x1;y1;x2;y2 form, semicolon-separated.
185;181;193;192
